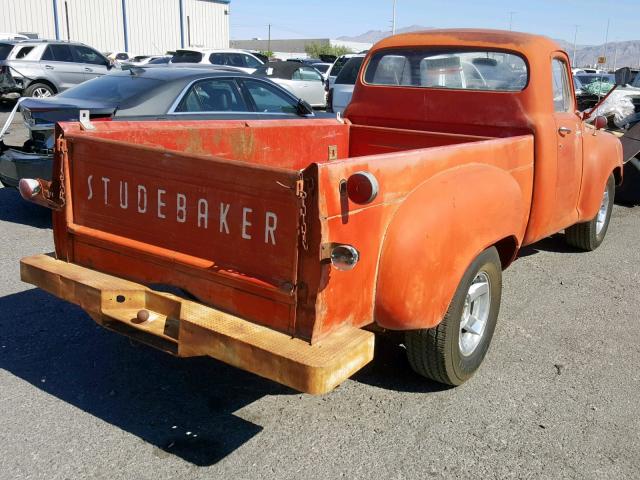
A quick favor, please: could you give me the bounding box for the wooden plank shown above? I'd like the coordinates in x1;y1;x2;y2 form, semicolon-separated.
20;254;374;394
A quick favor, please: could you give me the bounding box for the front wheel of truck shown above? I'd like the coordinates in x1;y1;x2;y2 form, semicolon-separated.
405;247;502;386
565;173;615;251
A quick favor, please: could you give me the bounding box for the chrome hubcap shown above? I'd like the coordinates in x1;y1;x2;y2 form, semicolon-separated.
596;187;609;235
459;272;491;356
32;88;52;98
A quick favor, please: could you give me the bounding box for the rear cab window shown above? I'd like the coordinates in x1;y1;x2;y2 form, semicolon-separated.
172;50;203;63
364;48;528;91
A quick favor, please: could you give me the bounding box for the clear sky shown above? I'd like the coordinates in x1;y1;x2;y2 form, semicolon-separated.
229;0;640;45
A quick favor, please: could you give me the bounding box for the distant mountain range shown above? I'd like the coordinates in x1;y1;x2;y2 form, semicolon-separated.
338;26;640;69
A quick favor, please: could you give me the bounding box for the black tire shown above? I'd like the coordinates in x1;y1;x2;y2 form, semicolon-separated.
23;82;55;98
405;247;502;386
565;174;615;251
615;160;640;205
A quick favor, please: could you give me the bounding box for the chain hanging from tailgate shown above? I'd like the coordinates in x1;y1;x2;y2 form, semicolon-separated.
55;136;67;207
296;172;309;251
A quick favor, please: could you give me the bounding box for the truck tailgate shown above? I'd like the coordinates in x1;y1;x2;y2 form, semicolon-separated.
58;127;304;332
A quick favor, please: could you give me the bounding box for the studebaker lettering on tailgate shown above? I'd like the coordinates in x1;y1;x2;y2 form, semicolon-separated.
86;174;279;245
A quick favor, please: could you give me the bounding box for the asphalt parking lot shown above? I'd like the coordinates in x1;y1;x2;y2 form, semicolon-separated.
0;105;639;480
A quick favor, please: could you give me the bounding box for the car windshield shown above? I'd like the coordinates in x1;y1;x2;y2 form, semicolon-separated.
148;56;170;64
57;75;164;103
0;43;14;60
576;74;615;86
313;64;330;74
171;50;203;63
335;57;364;85
364;48;528;91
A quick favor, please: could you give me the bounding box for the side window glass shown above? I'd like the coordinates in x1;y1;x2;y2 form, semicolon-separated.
292;69;303;80
74;46;106;66
50;44;74;62
41;45;55;61
226;53;245;68
243;79;297;114
175;79;247;112
243;54;261;68
209;53;225;65
551;58;571;112
15;46;34;59
299;67;322;81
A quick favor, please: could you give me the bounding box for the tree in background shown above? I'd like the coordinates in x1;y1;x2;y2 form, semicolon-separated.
304;43;352;59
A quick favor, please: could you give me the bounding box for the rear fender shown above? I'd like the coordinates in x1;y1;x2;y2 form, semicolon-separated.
374;164;526;331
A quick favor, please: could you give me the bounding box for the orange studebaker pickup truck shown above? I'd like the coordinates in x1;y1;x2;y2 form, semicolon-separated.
19;30;623;394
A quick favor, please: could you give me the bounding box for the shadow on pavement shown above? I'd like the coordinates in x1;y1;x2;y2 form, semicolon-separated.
0;187;52;229
0;287;292;466
0;99;16;113
517;233;580;257
352;333;451;394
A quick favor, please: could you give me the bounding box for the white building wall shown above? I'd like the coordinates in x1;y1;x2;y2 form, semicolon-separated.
0;0;230;54
0;0;57;38
58;0;125;52
183;0;229;49
127;0;182;54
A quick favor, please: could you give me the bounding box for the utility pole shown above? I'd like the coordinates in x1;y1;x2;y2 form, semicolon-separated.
572;25;579;67
602;18;610;70
392;0;397;35
508;11;516;31
267;23;271;54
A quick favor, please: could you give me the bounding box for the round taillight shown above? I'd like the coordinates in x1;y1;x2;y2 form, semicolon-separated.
19;178;41;200
594;115;608;130
330;245;360;271
346;171;378;204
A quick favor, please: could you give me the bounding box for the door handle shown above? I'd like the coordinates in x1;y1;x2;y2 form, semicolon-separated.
558;126;572;135
44;65;54;70
84;67;93;72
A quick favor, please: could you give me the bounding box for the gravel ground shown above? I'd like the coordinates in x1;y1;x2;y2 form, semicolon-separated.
0;105;639;479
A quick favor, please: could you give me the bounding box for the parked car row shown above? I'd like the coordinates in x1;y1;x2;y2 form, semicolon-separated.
0;39;351;110
0;66;319;187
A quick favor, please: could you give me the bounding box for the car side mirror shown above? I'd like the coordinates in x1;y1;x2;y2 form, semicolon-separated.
615;67;633;86
296;98;314;116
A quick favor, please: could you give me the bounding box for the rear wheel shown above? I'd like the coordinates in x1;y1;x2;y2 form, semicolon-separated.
405;247;502;386
565;174;614;251
24;82;55;98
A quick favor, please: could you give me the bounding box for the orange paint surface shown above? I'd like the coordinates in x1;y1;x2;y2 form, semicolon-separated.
42;29;621;343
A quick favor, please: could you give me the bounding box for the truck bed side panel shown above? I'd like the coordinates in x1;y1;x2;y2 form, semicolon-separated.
305;134;534;337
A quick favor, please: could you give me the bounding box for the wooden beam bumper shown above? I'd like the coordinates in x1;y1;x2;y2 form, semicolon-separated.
19;254;375;394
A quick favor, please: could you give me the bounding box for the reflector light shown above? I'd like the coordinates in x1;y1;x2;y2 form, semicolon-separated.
330;245;360;271
19;178;41;200
346;171;379;204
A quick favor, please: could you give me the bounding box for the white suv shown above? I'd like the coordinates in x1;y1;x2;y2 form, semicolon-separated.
170;49;264;74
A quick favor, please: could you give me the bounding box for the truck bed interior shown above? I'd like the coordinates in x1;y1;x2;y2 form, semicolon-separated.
75;119;493;170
